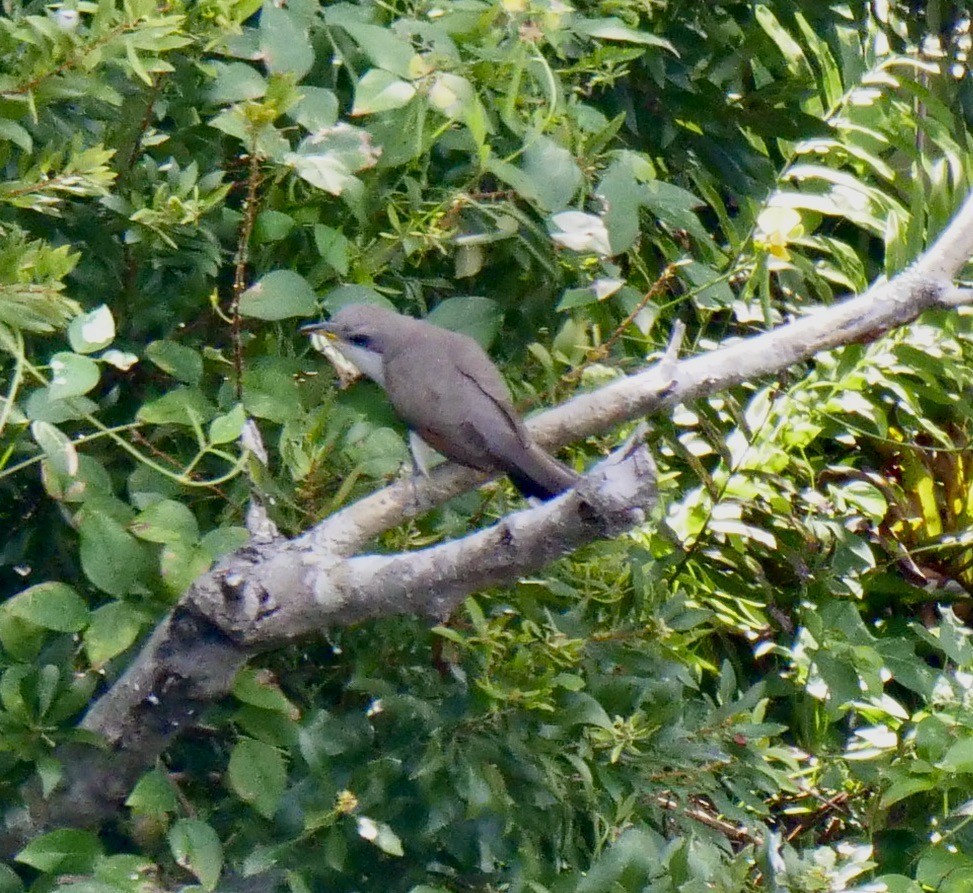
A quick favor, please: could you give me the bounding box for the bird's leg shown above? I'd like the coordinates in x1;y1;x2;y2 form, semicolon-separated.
408;431;438;479
405;431;445;511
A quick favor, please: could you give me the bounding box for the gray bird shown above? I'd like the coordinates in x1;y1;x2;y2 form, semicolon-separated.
302;304;578;500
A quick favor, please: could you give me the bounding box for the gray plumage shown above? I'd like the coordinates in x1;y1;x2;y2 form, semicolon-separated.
303;304;577;500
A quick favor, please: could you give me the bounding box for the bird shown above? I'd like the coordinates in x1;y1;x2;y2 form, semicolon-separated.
302;304;578;500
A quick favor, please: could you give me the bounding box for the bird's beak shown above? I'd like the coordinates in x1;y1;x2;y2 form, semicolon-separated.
300;320;337;340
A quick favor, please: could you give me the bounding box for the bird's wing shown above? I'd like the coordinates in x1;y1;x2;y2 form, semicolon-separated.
451;345;531;451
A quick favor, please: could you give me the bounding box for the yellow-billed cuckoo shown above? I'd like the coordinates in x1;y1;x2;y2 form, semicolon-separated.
302;304;578;500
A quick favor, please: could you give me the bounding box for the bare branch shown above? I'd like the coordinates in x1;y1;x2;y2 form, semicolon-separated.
912;189;973;278
0;440;654;849
8;189;973;853
316;257;971;552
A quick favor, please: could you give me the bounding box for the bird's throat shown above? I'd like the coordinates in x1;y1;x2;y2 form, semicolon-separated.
335;343;386;387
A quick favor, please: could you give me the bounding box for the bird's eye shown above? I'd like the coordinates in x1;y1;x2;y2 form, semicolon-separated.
348;334;370;348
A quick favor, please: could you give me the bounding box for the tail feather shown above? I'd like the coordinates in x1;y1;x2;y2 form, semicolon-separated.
503;447;578;500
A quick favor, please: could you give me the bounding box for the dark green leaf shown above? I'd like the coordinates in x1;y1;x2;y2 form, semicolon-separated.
253;210;295;243
427;296;500;347
228;738;287;818
126;768;180;816
145;341;204;385
78;509;148;597
137;387;217;426
16;829;102;874
233;667;299;716
168;819;223;891
313;224;351;275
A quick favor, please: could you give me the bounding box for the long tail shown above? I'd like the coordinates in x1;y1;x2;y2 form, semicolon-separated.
503;446;579;500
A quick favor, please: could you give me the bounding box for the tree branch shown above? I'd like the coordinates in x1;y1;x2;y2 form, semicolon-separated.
0;439;654;852
5;188;973;854
314;236;973;552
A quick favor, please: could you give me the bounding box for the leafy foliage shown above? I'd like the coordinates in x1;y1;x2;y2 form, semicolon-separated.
1;0;973;891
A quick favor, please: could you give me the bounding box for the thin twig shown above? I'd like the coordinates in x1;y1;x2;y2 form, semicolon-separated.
229;148;263;400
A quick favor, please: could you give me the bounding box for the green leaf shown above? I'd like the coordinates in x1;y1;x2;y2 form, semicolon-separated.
78;508;148;597
5;582;88;633
126;768;180;817
137;387;217;426
259;4;313;79
228;738;287;818
940;738;973;774
0;665;29;718
559;692;614;729
49;879;118;893
454;243;483;279
201;526;250;559
284;126;381;197
641;180;709;242
209;404;246;444
31;420;78;477
36;754;61;797
253;210;295;243
325;11;416;77
239;270;317;321
313;224;350;275
428;72;475;119
0;863;23;893
573;17;675;50
46;671;96;724
597;161;643;254
356;817;404;857
0;119;32;153
427;296;501;348
0;612;44;662
16;828;102;874
168;819;223;891
146;340;204;384
352;69;416;116
48;352;100;400
84;602;143;666
916;847;973;892
130;499;200;545
681;261;734;309
520;137;584;212
159;543;212;596
839;479;888;522
556;278;626;311
92;854;156;891
67;305;115;354
24;389;97;424
291;86;339;130
233;667;299;716
242;363;303;423
208;61;267;104
324;284;391;311
880;774;936;808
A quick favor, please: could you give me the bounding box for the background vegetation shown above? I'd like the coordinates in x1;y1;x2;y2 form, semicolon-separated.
2;0;973;890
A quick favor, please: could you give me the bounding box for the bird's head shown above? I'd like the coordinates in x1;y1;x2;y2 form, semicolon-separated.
302;304;410;386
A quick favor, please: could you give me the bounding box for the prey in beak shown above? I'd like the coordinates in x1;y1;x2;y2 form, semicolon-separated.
302;319;362;387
